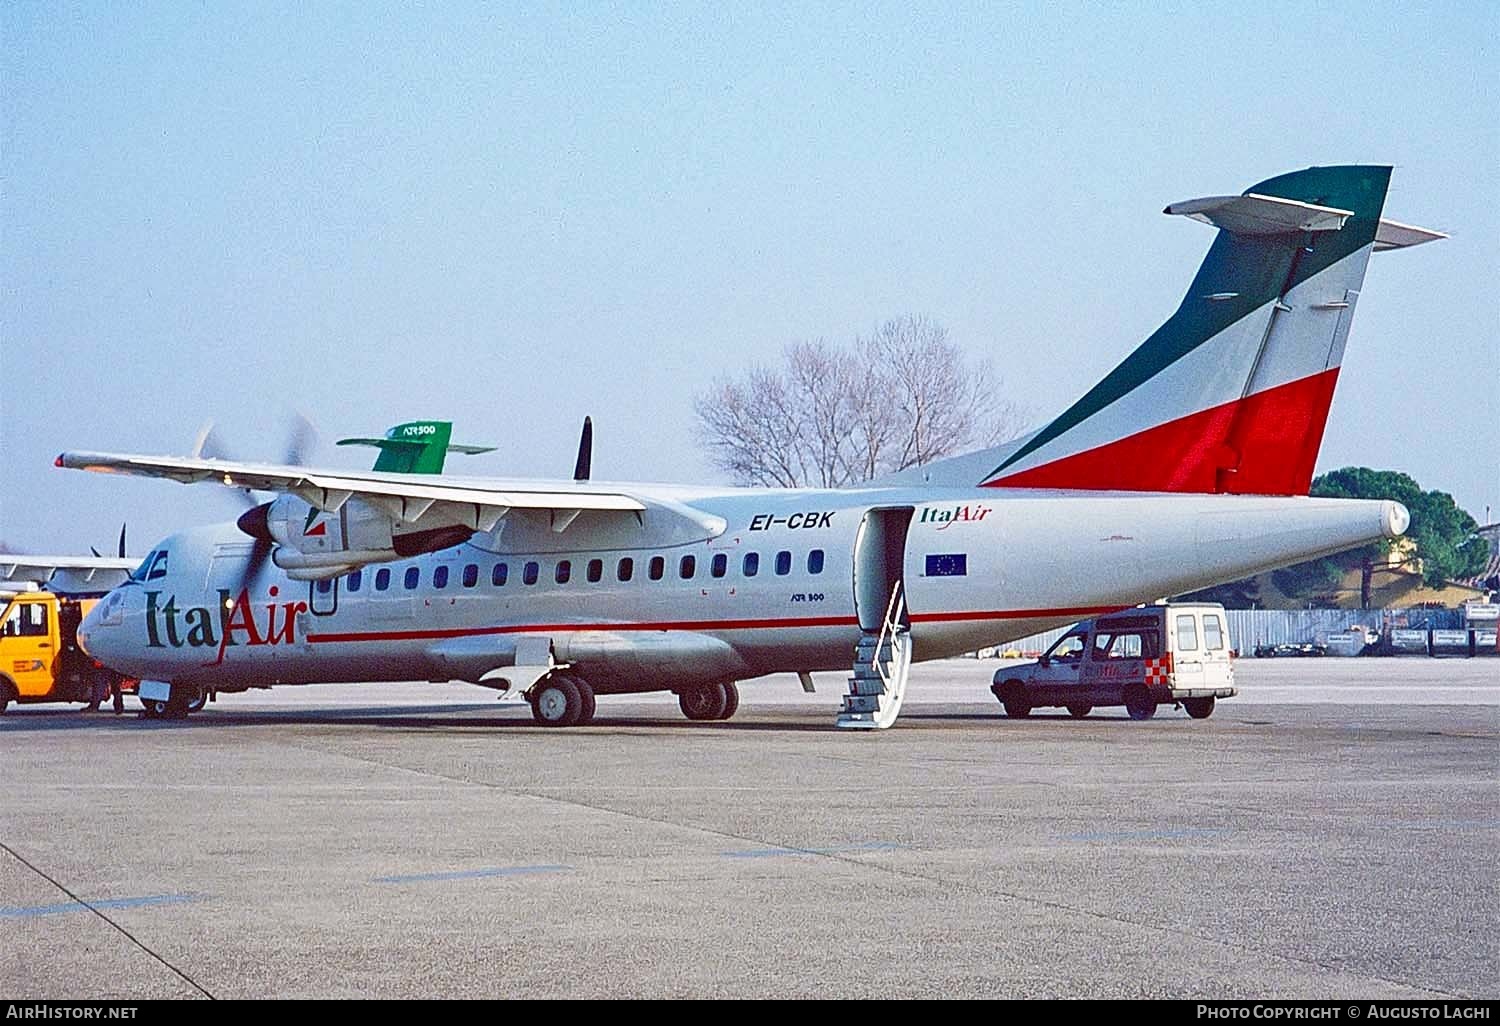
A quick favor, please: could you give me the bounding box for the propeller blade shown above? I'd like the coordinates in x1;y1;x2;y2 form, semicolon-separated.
573;416;593;482
283;411;319;467
117;523;127;559
91;546;102;558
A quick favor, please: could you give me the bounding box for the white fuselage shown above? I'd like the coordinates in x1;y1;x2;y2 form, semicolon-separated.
78;483;1406;694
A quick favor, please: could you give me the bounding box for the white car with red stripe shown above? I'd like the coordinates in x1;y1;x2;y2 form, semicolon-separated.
991;604;1237;721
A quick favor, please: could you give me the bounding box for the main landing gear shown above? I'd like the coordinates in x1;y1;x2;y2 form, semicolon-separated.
525;676;742;726
677;681;739;722
527;673;596;727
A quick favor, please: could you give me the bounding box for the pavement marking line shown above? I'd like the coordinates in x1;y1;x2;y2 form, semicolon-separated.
0;841;215;1000
1064;827;1228;842
283;740;1467;999
374;865;571;884
722;842;904;858
1;893;199;919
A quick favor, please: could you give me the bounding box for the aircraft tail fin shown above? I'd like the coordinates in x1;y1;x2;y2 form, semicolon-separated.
974;165;1443;495
337;421;497;474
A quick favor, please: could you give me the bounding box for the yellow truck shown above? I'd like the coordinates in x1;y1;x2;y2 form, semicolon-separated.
0;591;131;712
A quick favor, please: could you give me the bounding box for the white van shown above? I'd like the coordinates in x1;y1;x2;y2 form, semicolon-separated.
990;603;1236;720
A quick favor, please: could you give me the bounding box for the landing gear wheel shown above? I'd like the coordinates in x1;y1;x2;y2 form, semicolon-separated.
1183;696;1216;719
1124;686;1157;720
185;688;207;714
679;682;727;721
570;676;597;726
531;676;583;726
1066;704;1092;718
716;682;739;721
140;698;169;720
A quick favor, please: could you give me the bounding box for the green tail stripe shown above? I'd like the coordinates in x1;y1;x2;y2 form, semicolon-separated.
990;166;1390;480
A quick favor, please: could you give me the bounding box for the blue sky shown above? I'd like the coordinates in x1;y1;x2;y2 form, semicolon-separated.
3;2;1496;553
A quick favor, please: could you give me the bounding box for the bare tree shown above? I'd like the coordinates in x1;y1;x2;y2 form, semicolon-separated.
695;315;1026;488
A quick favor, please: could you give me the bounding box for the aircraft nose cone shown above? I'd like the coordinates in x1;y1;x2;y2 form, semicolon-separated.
78;593;122;664
1382;500;1411;538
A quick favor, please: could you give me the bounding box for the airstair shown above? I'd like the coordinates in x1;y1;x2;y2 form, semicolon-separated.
836;582;912;730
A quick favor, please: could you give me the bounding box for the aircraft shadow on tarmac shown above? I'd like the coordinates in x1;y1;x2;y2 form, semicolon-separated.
1;704;1154;732
0;705;855;733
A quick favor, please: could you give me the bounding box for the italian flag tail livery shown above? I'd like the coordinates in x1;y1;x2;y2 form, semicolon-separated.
977;165;1443;496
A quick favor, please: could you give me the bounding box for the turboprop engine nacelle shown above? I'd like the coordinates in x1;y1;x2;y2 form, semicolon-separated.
237;496;477;580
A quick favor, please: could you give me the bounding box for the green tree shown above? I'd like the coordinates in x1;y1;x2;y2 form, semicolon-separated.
1177;469;1487;608
1311;468;1488;606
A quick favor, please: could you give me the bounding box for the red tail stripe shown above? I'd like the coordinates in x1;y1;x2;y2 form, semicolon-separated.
984;368;1340;495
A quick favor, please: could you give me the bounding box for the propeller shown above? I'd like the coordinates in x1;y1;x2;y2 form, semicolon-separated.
191;412;320;587
573;416;593;482
89;524;128;560
194;412;320;511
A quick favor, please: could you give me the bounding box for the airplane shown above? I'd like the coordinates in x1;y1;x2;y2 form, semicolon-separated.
59;165;1444;728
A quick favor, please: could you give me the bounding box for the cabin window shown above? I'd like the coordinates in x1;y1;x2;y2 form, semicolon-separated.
433;566;449;589
679;555;696;580
462;564;479;588
347;570;362;593
649;556;665;581
523;562;539;586
1175;614;1199;652
743;552;759;577
1203;614;1225;651
492;562;508;587
807;549;825;575
617;557;634;582
775;550;792;576
555;560;572;585
711;553;727;578
375;568;391;592
316;578;332;595
587;558;603;584
404;567;420;590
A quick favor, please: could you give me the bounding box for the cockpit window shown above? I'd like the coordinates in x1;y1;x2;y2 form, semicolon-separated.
130;551;155;582
129;550;168;583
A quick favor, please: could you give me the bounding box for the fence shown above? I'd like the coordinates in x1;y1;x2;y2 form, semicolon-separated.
979;607;1468;657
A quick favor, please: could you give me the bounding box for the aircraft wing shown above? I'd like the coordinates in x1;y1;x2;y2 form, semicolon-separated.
56;451;648;518
56;451;725;578
1;555;138;593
